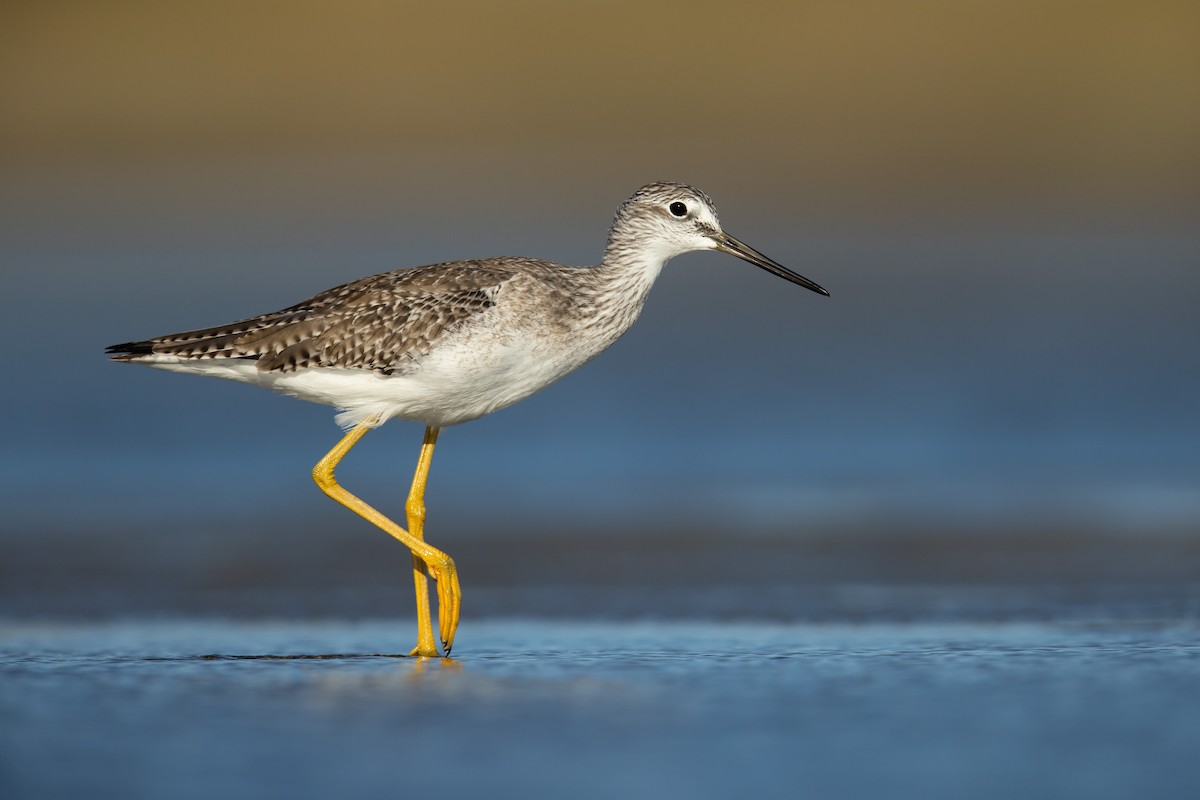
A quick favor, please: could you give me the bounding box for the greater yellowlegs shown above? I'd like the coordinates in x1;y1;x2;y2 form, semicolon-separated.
107;182;829;656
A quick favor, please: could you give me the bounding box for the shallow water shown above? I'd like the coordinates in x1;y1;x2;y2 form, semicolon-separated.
2;618;1197;799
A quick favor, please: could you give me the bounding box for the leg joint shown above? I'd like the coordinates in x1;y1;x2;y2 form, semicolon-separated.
312;461;335;492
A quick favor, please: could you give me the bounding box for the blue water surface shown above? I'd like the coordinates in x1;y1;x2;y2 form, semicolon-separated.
2;619;1197;799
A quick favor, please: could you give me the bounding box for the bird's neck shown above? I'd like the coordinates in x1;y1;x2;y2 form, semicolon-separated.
575;239;671;343
598;223;677;295
598;241;668;295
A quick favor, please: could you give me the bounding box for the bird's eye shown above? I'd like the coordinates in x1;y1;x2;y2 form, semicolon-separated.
669;201;688;217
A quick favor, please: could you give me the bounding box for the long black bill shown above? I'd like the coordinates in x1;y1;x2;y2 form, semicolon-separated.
715;231;830;297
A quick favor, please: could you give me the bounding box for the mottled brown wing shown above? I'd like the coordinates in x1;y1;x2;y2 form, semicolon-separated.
106;273;381;361
245;279;501;373
108;261;519;372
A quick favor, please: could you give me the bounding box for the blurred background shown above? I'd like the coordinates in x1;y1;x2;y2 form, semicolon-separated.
2;0;1197;618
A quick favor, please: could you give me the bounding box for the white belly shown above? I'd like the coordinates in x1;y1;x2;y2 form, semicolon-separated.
137;322;594;429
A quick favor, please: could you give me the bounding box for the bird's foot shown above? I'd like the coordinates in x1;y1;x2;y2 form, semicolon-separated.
425;556;461;655
407;643;440;658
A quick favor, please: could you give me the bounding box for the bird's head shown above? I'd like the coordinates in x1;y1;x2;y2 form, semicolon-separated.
607;182;829;296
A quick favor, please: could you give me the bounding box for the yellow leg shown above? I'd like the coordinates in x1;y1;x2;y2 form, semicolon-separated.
312;421;461;657
404;426;441;658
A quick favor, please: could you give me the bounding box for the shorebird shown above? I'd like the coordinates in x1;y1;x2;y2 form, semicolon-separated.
107;182;829;656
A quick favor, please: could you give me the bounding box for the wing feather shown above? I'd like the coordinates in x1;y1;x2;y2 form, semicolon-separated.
108;261;521;373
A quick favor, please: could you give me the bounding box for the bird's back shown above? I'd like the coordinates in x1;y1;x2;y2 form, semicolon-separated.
109;258;574;373
108;257;623;427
